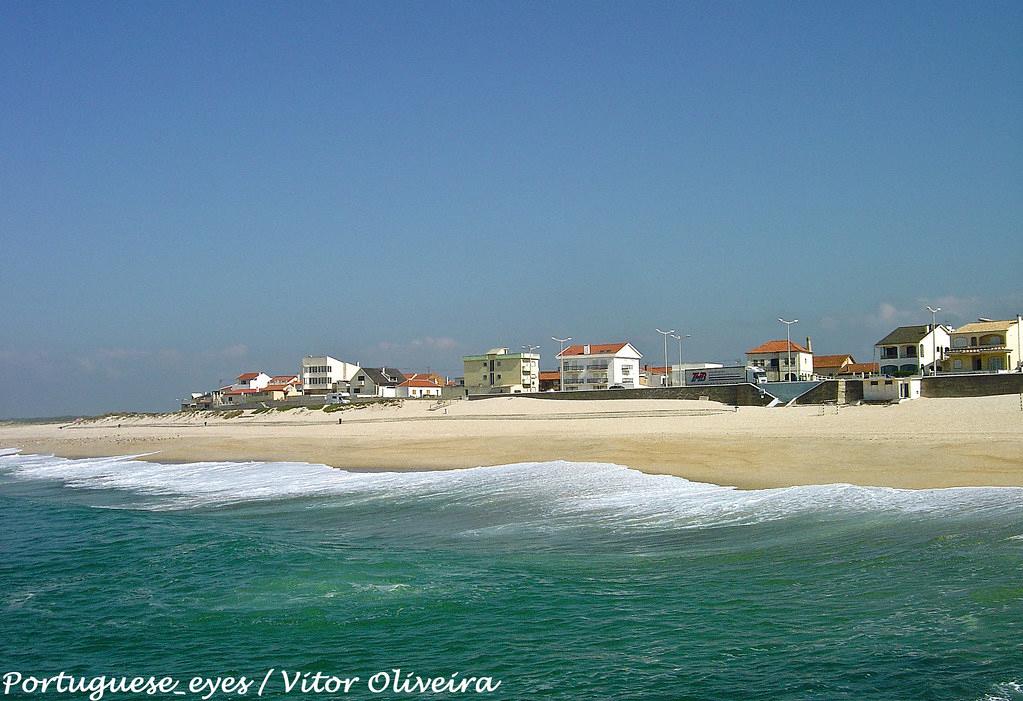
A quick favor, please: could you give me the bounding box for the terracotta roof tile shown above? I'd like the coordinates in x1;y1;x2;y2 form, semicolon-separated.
557;342;632;357
399;378;441;388
838;362;879;374
747;340;810;354
813;354;854;369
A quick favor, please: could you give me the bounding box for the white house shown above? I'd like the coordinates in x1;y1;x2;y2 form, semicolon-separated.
874;324;951;376
746;340;813;381
233;372;271;390
556;342;642;391
397;377;443;398
301;355;361;394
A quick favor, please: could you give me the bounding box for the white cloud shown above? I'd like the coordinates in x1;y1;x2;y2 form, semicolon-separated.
410;336;459;350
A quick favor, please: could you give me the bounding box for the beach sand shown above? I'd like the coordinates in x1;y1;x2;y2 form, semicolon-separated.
2;395;1021;489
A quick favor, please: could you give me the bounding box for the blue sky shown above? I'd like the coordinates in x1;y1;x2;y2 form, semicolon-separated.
2;1;1021;416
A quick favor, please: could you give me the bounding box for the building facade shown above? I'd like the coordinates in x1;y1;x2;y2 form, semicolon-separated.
555;342;642;391
874;325;951;376
301;355;361;394
813;354;855;378
943;318;1022;373
348;367;405;397
397;378;443;398
746;340;813;381
463;348;540;395
864;376;922;402
234;372;271;390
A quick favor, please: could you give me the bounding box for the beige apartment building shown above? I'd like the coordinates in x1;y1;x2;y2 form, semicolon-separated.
463;347;540;395
943;318;1022;373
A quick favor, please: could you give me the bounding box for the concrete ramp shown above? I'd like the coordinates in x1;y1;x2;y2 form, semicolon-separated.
763;381;823;405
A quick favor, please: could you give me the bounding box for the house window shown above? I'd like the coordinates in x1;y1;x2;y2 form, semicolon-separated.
953;359;962;369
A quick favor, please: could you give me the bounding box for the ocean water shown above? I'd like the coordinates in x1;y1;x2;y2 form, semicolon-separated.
1;448;1021;700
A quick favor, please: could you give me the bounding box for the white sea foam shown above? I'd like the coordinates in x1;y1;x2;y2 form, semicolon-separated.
0;450;1020;526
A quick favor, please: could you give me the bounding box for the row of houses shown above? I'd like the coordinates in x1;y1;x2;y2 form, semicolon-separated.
185;359;455;409
184;316;1022;406
460;317;1023;395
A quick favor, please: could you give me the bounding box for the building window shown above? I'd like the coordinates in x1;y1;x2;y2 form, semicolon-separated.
953;359;962;369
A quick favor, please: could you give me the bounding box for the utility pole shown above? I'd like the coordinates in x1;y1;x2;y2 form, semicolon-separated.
926;305;941;375
672;333;691;386
552;337;571;392
778;318;798;381
656;328;675;387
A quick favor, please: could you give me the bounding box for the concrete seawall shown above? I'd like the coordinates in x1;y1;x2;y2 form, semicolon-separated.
921;373;1023;398
470;385;777;406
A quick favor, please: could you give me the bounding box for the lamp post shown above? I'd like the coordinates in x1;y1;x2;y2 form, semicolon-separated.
522;345;541;392
656;328;675;387
1018;314;1022;371
778;318;798;381
552;337;571;392
925;305;941;376
671;333;691;386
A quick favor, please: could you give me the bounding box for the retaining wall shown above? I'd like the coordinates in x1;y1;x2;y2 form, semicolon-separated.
469;385;776;407
921;373;1023;398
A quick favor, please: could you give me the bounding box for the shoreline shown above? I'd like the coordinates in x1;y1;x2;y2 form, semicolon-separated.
1;395;1021;490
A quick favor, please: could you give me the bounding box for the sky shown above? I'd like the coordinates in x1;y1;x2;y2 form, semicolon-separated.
1;1;1021;417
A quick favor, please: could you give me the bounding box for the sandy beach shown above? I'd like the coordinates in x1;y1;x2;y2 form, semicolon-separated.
2;395;1021;489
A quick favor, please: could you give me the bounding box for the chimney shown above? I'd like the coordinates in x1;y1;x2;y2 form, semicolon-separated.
583;344;590;354
805;336;812;353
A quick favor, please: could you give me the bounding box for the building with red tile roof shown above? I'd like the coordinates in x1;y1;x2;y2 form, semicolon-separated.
397;377;443;398
746;340;813;382
554;342;642;390
813;354;855;378
837;362;879;377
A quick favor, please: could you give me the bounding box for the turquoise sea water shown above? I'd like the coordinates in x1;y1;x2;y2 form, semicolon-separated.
1;448;1021;700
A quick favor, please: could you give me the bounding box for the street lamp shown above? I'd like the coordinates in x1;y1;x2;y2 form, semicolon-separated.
925;305;941;376
656;328;675;387
552;336;571;392
671;333;691;386
778;318;798;381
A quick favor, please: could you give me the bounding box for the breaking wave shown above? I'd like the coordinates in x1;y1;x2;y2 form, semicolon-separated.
1;449;1020;528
